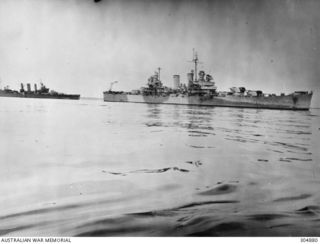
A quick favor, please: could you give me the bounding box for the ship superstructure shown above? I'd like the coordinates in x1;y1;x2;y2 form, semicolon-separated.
103;51;313;110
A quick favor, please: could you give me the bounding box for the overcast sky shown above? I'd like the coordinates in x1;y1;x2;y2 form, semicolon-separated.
0;0;319;106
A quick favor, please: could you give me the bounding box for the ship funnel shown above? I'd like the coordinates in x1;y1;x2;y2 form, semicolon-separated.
20;83;24;90
27;83;31;92
187;72;194;87
173;75;180;89
187;72;194;82
34;84;37;92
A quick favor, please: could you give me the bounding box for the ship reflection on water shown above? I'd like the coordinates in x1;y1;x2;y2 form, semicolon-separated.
0;98;319;236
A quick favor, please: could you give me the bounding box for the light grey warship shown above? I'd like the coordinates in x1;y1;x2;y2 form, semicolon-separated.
104;51;313;110
0;83;80;100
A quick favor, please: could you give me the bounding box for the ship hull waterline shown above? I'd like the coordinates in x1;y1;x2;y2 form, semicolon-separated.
103;92;313;111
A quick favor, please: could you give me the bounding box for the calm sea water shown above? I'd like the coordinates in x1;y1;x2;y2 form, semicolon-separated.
0;97;319;236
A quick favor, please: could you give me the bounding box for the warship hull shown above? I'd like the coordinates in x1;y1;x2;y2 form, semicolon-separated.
103;92;313;110
0;91;80;100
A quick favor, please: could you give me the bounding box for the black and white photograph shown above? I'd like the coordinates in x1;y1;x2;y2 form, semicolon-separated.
0;0;320;239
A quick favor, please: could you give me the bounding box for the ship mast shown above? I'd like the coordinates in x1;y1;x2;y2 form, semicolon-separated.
189;49;202;82
158;67;161;81
192;49;198;82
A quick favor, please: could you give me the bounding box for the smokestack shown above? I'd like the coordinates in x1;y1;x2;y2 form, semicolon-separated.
187;72;194;87
20;83;24;91
27;83;31;92
34;84;37;93
187;72;194;82
173;75;180;89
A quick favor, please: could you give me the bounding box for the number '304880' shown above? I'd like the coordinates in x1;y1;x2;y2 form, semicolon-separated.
301;238;318;243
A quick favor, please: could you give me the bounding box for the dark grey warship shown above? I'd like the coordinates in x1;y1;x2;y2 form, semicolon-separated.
103;51;312;110
0;83;80;100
